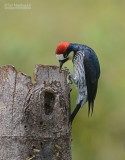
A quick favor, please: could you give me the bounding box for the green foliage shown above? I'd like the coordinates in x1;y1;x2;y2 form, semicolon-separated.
0;0;125;159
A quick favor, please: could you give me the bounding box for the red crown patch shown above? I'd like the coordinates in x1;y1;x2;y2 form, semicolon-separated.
56;42;70;55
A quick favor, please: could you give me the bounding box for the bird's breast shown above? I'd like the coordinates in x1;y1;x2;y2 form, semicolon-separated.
73;51;86;88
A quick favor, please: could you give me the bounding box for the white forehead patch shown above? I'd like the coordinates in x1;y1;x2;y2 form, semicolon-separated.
56;54;64;60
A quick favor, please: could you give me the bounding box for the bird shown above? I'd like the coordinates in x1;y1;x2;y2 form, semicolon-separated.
55;42;100;123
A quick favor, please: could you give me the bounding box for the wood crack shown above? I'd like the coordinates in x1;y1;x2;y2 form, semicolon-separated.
0;64;71;160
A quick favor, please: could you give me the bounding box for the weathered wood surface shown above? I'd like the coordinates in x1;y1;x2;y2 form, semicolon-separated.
0;65;71;160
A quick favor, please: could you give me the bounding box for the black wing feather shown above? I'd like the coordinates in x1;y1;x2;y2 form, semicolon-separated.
84;48;100;116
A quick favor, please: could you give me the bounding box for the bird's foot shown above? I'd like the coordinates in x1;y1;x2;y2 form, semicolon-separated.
62;67;73;84
68;76;73;84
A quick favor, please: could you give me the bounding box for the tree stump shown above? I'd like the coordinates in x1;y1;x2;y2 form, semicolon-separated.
0;65;71;160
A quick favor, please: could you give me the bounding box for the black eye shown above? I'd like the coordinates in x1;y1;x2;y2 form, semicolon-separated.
64;52;68;58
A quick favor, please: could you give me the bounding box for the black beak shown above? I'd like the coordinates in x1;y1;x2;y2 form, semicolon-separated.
59;60;63;72
59;58;69;72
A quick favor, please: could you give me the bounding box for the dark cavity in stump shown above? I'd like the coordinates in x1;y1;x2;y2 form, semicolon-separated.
44;91;55;115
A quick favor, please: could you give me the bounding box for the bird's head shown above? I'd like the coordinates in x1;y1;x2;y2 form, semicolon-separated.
56;42;74;72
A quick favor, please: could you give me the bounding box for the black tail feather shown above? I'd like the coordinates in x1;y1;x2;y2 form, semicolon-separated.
87;81;98;117
91;100;94;116
69;103;81;124
88;100;94;117
88;101;91;117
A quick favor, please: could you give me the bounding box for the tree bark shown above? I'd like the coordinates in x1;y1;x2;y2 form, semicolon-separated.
0;64;71;160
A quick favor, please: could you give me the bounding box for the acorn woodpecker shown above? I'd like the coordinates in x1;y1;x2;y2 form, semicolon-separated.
56;42;100;123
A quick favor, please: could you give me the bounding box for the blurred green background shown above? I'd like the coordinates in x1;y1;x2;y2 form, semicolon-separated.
0;0;125;159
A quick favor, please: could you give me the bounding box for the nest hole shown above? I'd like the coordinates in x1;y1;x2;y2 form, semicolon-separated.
44;91;55;115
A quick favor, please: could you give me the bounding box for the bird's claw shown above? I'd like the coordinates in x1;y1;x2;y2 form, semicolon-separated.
68;76;73;84
63;67;71;75
61;67;73;84
61;67;69;72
